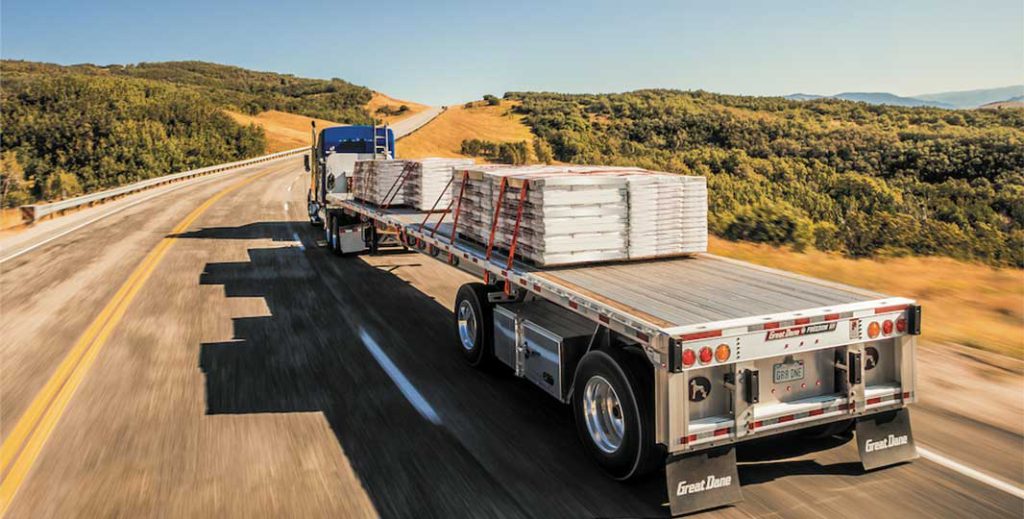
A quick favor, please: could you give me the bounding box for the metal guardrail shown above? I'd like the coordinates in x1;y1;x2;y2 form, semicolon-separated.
18;147;309;223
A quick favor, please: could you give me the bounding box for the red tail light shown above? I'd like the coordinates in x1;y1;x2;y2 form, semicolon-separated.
698;346;713;364
896;317;907;333
882;319;894;335
682;349;696;367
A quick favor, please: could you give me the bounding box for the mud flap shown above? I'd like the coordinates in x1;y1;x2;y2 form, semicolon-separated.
856;408;918;471
665;446;742;516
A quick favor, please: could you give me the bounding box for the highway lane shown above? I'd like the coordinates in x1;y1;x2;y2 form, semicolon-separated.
391;106;444;140
1;157;1021;517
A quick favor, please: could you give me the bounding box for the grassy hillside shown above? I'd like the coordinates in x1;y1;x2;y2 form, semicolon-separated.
57;60;374;124
399;101;534;159
508;90;1024;267
225;110;341;153
1;62;267;206
0;60;379;207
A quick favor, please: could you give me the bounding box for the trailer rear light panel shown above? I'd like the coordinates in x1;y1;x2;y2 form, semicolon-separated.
670;303;916;370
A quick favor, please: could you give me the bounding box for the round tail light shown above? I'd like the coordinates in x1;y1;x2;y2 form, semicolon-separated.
896;317;907;333
715;344;731;362
882;319;894;335
682;349;696;367
867;321;881;339
698;346;713;364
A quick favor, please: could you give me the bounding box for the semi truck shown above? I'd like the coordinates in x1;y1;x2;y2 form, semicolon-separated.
304;125;920;516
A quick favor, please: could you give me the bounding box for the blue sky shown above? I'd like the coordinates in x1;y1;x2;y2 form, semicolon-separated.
2;0;1021;105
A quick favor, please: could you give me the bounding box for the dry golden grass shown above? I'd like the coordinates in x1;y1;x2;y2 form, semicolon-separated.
1;208;25;230
708;236;1024;357
366;92;430;124
225;110;341;152
398;101;534;159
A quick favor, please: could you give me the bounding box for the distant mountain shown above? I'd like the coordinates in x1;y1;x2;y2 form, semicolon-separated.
784;93;824;101
980;96;1024;109
784;91;953;108
915;85;1024;109
833;92;953;108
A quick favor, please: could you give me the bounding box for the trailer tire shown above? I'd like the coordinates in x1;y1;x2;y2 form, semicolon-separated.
329;215;342;255
572;348;661;481
453;283;495;368
324;214;333;246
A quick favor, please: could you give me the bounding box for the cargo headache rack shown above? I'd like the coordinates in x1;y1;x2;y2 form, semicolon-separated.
333;165;921;516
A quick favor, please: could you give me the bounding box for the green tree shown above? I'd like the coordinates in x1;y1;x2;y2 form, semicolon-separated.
0;151;32;208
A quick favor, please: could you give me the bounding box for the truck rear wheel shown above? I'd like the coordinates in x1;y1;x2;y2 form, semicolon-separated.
453;283;495;368
572;348;661;481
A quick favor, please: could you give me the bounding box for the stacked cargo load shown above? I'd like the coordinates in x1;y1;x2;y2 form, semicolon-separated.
404;158;475;211
450;164;708;267
625;174;708;258
677;175;709;253
352;160;410;206
497;172;631;265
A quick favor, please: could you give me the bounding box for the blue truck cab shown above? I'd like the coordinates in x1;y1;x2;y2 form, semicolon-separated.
306;124;394;225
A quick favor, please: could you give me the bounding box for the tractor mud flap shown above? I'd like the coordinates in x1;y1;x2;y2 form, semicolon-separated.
665;446;742;516
856;408;918;471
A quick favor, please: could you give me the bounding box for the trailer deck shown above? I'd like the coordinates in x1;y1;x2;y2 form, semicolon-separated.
334;199;900;341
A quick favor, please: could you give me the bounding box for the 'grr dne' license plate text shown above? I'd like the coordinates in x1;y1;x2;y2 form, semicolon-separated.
773;360;805;383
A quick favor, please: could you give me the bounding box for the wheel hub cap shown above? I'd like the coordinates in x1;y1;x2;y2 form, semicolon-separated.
583;375;625;454
457;300;477;351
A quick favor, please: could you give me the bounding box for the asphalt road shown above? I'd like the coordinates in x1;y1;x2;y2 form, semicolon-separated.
1;157;1021;518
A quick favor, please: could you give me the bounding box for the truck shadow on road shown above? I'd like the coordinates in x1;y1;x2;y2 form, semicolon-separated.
182;221;870;519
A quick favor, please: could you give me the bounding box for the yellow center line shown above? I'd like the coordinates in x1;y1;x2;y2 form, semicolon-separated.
0;164;284;515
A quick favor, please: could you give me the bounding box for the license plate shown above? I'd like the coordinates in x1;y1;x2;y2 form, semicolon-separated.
773;360;805;383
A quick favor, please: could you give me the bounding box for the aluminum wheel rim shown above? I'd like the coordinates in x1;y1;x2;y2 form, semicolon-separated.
583;375;625;454
457;300;477;351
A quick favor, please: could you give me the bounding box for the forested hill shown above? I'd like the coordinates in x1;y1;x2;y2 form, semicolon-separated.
1;60;374;207
507;90;1024;267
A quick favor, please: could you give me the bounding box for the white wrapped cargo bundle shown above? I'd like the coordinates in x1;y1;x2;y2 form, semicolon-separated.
403;158;475;211
450;164;707;267
352;160;410;206
625;174;708;259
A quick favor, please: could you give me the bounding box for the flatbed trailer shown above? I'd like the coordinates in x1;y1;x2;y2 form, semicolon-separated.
322;187;921;515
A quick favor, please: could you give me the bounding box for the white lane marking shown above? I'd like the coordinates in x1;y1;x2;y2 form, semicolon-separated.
291;231;305;251
283;201;290;213
0;168;240;264
918;446;1024;499
287;184;293;192
358;328;441;425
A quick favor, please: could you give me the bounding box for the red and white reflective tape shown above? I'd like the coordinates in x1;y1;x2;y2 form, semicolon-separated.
749;390;913;432
747;311;855;332
680;425;734;446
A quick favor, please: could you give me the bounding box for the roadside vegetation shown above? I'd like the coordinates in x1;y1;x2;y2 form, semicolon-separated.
0;60;376;207
507;90;1024;267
